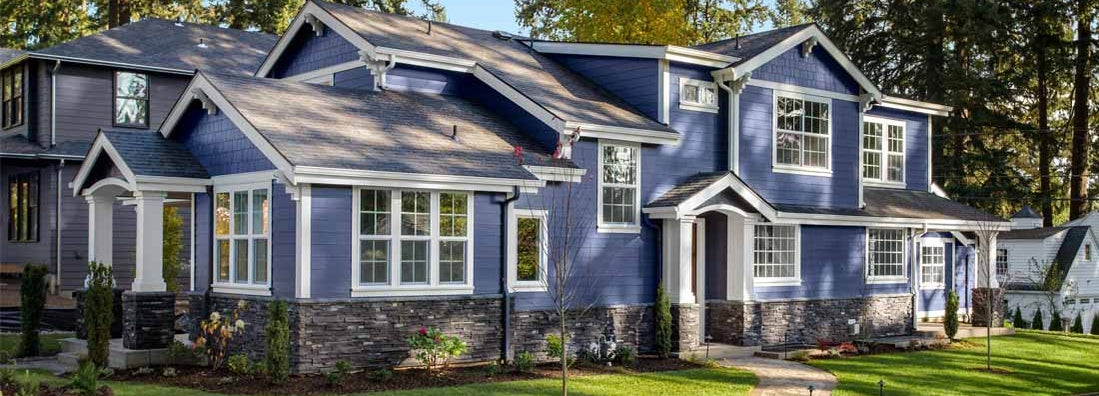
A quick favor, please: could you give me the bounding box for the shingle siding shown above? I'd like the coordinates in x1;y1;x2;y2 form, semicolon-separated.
270;28;359;78
171;102;275;176
751;47;859;95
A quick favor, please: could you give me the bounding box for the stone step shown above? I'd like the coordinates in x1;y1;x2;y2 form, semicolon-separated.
57;352;81;369
56;337;172;369
681;343;761;360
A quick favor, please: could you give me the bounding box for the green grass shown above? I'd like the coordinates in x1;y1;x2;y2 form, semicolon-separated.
809;332;1099;396
0;332;73;358
5;370;226;396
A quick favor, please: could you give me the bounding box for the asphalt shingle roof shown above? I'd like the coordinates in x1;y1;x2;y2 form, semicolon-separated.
647;171;733;208
0;48;25;65
1006;226;1090;291
999;227;1068;240
35;19;276;75
0;135;46;156
102;130;208;178
1011;205;1043;219
312;0;673;134
690;23;814;65
201;71;574;180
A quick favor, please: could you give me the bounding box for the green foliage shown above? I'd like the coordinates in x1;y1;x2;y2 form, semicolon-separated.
84;262;114;367
1050;311;1064;332
368;368;393;382
1092;313;1099;335
406;327;467;371
194;301;247;370
613;345;636;366
18;264;48;358
544;333;573;366
944;290;959;340
162;206;183;293
654;283;673;359
1032;308;1045;330
513;351;535;373
227;353;252;376
1071;313;1084;333
483;361;501;377
325;360;353;388
265;299;290;385
16;369;41;396
69;360;101;396
1012;306;1027;329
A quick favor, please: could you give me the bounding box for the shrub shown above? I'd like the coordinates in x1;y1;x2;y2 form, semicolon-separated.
162;207;184;293
18;264;48;358
1012;306;1027;329
1049;311;1064;331
162;367;178;377
407;327;467;371
84;262;114;367
325;360;352;388
1031;308;1045;330
837;342;858;354
613;345;636;366
1092;313;1099;335
168;340;203;365
70;360;101;396
545;333;566;361
483;361;501;377
194;300;247;370
227;353;252;376
788;350;811;362
944;290;959;340
513;351;535;373
1071;313;1084;333
16;370;41;396
265;299;290;384
368;368;393;382
654;283;672;359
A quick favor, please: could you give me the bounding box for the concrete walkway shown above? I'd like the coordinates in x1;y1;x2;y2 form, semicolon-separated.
722;356;837;396
1;356;72;375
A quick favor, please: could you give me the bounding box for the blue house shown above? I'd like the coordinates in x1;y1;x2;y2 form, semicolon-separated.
69;0;1009;371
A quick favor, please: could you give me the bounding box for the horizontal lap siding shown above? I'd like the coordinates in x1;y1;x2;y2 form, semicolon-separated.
751;47;859;95
473;192;503;295
172;103;275;176
271;182;296;298
193;192;212;292
310;185;352;299
866;106;929;191
548;54;659;120
53;63;188;145
270;28;358;78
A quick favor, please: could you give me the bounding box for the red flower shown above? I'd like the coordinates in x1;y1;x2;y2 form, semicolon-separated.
419;327;428;336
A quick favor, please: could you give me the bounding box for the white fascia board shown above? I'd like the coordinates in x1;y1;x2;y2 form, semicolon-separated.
528;41;737;68
292;166;545;193
523;165;586;183
564;122;679;145
650;173;777;221
772;211;1012;231
133;176;211;193
375;47;476;72
474;65;566;133
747;79;859;102
280;60;364;82
27;53;193;75
879;96;953;117
255;1;378;77
72;134;137;196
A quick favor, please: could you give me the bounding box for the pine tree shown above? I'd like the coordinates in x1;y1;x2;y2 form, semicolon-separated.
1032;308;1045;330
1049;311;1064;331
654;283;672;359
1071;313;1084;333
944;290;959;340
1091;313;1099;335
1012;306;1027;328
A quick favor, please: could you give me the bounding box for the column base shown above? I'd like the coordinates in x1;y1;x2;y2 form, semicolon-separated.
671;303;700;352
122;291;176;350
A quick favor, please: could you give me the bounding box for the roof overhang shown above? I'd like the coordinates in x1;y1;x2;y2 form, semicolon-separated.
526;41;738;68
0;53;29;70
71;132;212;196
879;95;953;117
27;53;194;75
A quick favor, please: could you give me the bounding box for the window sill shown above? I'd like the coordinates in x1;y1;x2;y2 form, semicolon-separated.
351;285;474;297
864;180;906;188
920;283;945;290
866;277;907;285
211;283;272;296
754;278;802;287
509;283;548;293
772;165;832;177
678;102;719;113
597;224;642;234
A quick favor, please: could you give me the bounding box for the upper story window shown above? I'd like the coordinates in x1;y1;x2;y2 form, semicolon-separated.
352;188;473;296
214;183;270;292
774;93;831;173
2;66;24;129
863;117;905;185
753;224;800;285
7;171;38;242
598;140;640;233
508;208;548;292
114;71;149;128
920;243;945;287
867;228;906;283
679;78;718;113
1086;244;1092;261
996;248;1008;277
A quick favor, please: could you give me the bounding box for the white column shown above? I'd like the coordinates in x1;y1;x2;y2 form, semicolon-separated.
662;217;696;304
85;195;114;266
726;214;755;301
132;191;167;292
295;184;312;299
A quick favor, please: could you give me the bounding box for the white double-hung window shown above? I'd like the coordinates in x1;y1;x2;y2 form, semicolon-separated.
752;224;800;285
213;182;271;295
920;240;945;288
352;188;473;296
598;140;640;232
863;116;905;185
867;228;906;283
679;78;719;113
774;92;831;173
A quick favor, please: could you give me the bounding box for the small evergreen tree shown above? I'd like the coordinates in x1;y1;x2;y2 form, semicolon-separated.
1049;311;1064;332
266;300;290;384
944;290;959;340
1091;313;1099;335
1012;306;1027;328
1070;313;1084;333
85;262;114;367
18;264;49;357
654;283;672;359
1032;308;1045;330
162;207;183;293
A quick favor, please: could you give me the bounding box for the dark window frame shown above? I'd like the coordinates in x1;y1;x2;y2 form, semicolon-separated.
112;71;149;128
2;66;24;129
7;171;39;243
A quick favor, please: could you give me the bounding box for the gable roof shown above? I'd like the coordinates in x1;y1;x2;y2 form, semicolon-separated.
100;130;208;179
691;23;813;61
1011;205;1043;219
1000;227;1068;240
0;48;25;66
1061;211;1099;228
259;0;675;139
33;19;276;75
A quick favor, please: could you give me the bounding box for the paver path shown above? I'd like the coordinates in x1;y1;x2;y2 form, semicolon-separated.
722;356;836;396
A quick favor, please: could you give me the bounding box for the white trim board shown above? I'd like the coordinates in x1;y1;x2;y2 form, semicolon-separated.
526;41;738;68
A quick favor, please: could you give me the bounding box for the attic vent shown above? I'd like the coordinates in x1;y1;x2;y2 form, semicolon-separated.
450;125;460;142
197;39;208;48
492;31;514;40
174;19;184;27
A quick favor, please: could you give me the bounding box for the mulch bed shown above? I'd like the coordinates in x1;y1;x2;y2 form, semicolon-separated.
110;357;702;395
0;381;112;396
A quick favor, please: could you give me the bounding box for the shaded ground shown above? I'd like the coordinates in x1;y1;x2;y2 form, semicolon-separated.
722;356;835;396
0;332;73;359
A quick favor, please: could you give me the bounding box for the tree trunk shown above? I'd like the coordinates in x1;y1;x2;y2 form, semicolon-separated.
107;0;130;28
1038;41;1053;227
925;0;946;188
560;315;568;396
1070;0;1093;220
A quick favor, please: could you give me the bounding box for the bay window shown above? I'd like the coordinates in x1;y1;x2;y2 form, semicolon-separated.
774;92;830;172
752;224;799;284
867;228;906;283
863;116;905;184
213;182;270;292
598;140;640;232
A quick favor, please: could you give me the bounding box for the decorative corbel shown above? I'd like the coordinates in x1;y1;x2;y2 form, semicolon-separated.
192;89;217;115
305;15;324;36
801;37;819;57
359;49;397;91
859;92;879;112
730;72;752;94
554;126;581;160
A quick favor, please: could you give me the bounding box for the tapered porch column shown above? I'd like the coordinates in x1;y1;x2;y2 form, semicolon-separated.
131;191;167;292
86;195;114;266
662;217;700;352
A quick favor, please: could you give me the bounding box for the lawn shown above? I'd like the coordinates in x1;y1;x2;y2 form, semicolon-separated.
809;331;1099;396
8;367;757;396
0;332;73;359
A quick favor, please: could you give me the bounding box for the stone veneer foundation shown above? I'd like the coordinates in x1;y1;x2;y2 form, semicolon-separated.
188;293;655;374
122;291;176;349
706;294;914;346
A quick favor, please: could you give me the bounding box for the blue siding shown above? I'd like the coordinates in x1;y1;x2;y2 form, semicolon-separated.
954;244;975;309
866;106;930;191
387;65;469;95
751;47;859;95
310;185;352;299
548;54;660;120
270;27;359;78
172;103;275;176
919;241;953;313
333;66;374;90
272;181;297;298
473;192;504;295
738;85;860;208
193;192;212;292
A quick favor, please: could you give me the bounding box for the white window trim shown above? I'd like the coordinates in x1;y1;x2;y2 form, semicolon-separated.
211;180;273;296
752;224;802;287
772;90;833;176
996;248;1009;277
350;188;475;297
678;77;719;113
507;207;549;293
919;238;946;289
862;115;906;187
865;227;908;284
597;139;642;233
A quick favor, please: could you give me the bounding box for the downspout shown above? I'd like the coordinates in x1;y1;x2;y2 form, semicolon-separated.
50;60;60;147
713;72;738;174
500;186;521;362
911;227;920;331
55;159;65;294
